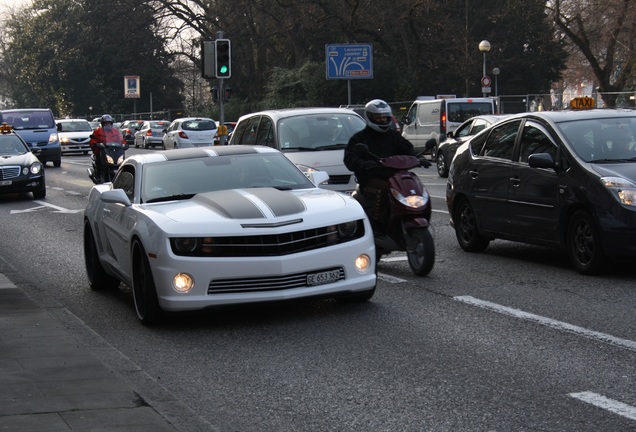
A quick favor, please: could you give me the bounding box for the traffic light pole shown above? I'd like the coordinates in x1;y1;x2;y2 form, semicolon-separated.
218;78;226;145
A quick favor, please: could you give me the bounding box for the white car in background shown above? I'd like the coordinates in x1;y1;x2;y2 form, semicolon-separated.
56;118;93;155
83;145;376;325
162;117;217;149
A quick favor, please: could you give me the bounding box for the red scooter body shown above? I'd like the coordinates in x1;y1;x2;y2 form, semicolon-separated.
352;151;435;276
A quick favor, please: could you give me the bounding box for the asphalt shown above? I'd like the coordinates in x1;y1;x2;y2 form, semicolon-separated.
0;272;216;432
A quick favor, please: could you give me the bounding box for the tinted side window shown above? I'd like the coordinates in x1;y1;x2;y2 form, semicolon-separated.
255;117;274;147
113;166;135;201
518;123;557;163
482;121;520;160
231;119;250;144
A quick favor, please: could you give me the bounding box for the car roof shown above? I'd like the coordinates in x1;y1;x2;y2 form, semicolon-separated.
236;107;361;122
505;109;636;124
56;118;90;122
172;117;214;122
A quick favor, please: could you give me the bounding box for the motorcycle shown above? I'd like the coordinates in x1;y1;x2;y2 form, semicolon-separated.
351;142;436;276
87;141;127;184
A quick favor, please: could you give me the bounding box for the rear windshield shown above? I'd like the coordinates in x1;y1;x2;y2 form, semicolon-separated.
182;119;216;131
447;103;494;123
149;121;168;129
1;110;55;130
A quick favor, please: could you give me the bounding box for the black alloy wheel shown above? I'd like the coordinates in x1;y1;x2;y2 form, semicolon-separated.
454;198;490;252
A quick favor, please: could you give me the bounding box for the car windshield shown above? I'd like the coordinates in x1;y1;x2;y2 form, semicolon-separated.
59;121;92;132
557;117;636;163
0;135;28;155
2;111;55;130
141;152;315;203
182;120;215;131
277;113;365;151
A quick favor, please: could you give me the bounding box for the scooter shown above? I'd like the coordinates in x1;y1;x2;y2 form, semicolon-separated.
87;141;127;184
351;142;435;276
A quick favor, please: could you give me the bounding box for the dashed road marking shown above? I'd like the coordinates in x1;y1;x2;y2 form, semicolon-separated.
569;392;636;421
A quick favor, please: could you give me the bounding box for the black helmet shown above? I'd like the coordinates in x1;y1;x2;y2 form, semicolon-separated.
101;114;114;126
364;99;393;133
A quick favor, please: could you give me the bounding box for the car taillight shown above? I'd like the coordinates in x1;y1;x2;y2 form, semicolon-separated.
178;131;188;139
441;113;446;133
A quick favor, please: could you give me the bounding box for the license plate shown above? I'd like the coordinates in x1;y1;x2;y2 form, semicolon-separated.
307;269;341;286
0;180;11;186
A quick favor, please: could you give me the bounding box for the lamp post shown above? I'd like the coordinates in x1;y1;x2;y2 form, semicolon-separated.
492;67;500;96
479;40;491;98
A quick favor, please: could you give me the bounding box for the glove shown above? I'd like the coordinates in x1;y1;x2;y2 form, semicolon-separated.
361;160;380;170
419;158;431;168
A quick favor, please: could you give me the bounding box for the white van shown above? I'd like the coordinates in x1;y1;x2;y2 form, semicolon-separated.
401;97;495;153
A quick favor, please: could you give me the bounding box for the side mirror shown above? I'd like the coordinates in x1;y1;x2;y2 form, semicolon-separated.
100;189;132;206
56;124;62;132
528;153;556;170
403;116;411;125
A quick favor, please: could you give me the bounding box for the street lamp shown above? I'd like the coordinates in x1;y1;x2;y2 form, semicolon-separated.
479;40;491;98
492;67;500;97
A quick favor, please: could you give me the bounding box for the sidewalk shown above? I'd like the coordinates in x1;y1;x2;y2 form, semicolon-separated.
0;273;215;432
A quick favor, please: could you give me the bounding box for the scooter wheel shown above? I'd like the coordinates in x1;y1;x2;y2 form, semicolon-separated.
406;228;435;276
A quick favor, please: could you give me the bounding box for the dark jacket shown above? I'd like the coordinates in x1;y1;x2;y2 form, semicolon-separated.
344;126;415;186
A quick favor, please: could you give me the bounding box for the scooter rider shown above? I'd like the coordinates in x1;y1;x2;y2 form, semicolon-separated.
344;99;430;228
89;114;125;182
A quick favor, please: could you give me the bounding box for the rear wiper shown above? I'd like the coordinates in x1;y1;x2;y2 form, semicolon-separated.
146;193;196;203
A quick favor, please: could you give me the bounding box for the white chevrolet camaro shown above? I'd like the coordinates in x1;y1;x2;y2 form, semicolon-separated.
83;145;376;324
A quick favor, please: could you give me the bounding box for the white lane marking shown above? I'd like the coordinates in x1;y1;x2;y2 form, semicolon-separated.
381;256;407;262
454;296;636;352
377;273;407;283
569;392;636;421
10;200;83;214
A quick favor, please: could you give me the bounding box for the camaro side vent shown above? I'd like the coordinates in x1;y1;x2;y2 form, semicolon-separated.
207;267;345;294
0;166;21;180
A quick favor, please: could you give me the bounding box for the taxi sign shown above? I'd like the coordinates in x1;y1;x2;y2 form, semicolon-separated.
570;97;595;110
0;122;13;134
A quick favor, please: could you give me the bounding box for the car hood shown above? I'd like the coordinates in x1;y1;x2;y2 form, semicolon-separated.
281;149;351;173
0;152;36;165
59;131;91;139
590;163;636;182
139;187;360;233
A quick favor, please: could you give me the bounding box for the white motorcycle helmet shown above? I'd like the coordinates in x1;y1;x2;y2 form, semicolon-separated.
364;99;393;133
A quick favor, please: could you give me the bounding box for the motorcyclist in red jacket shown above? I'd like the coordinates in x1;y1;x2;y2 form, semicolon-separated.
89;114;125;181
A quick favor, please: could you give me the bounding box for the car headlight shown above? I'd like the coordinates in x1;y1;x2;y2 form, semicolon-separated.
602;176;636;206
172;273;194;293
172;237;201;254
49;133;58;144
60;137;70;144
29;162;42;175
338;220;359;238
390;188;429;208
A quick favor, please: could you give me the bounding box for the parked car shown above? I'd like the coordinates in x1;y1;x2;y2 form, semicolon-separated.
435;114;509;177
213;121;237;145
56;118;93;155
446;108;636;275
162;117;217;149
0;123;45;198
402;97;496;155
0;108;61;167
134;120;170;149
229;108;366;192
83;145;376;324
120;120;144;145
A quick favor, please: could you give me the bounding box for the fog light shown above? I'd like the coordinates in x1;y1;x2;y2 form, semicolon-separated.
172;273;194;293
355;254;371;272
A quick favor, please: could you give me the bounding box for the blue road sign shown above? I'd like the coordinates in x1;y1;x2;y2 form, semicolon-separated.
325;44;373;80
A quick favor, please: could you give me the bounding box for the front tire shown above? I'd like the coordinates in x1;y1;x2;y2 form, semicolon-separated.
567;210;606;275
406;228;435;276
83;220;119;290
132;240;164;325
454;198;490;252
436;151;449;178
32;182;46;199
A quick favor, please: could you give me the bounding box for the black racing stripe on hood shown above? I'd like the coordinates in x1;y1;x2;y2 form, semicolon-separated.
192;190;265;219
248;187;306;216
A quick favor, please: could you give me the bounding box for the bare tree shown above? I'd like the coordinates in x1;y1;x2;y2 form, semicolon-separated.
548;0;636;107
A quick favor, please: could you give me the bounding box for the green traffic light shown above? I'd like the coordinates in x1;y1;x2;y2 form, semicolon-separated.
219;65;228;74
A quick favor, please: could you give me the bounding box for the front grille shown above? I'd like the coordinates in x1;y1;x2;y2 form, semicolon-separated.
171;220;364;257
326;174;351;185
208;267;345;294
0;166;20;180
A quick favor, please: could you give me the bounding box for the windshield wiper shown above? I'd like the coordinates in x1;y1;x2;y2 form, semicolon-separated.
589;158;636;163
145;193;196;203
314;144;347;150
282;147;318;151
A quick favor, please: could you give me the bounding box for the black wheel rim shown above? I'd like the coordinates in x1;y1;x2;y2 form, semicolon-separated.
437;153;446;176
458;204;476;244
572;218;594;266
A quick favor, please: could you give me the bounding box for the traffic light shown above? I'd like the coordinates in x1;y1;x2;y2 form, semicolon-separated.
215;39;231;78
